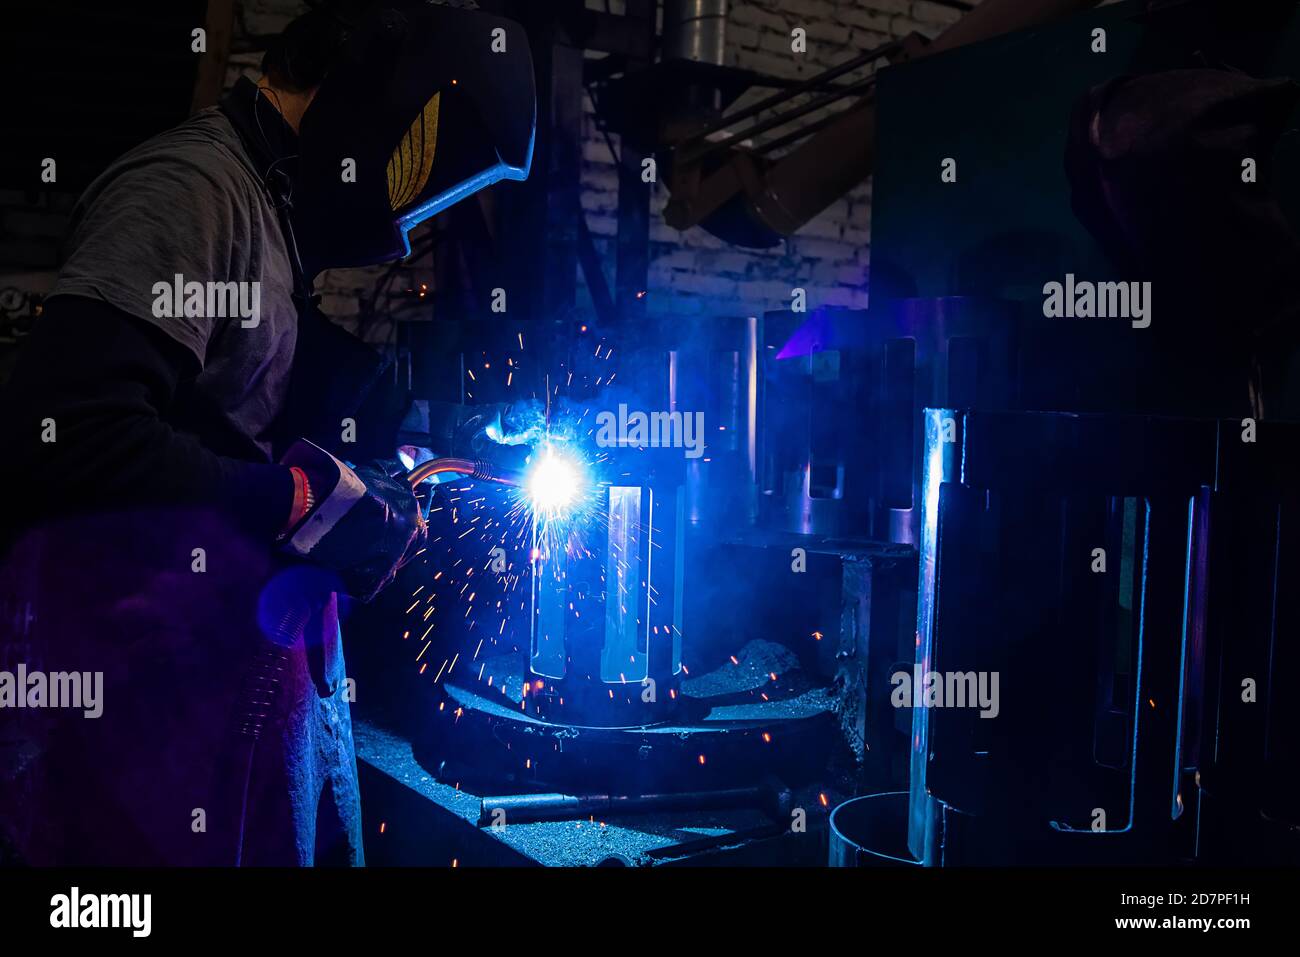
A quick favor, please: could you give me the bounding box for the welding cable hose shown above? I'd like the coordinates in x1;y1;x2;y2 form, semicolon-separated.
405;456;524;489
231;602;309;866
231;641;291;866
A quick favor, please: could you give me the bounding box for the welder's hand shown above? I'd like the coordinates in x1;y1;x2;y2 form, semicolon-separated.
280;442;426;602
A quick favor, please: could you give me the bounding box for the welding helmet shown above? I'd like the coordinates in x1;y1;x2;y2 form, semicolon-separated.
291;3;536;274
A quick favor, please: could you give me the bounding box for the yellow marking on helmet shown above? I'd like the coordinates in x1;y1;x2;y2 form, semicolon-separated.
387;92;441;211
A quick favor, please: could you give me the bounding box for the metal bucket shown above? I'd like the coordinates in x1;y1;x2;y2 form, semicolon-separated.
828;791;921;867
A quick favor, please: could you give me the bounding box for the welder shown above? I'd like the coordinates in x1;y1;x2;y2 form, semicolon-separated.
0;2;535;865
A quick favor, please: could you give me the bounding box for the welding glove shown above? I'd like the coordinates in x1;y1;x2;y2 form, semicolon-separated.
279;440;426;603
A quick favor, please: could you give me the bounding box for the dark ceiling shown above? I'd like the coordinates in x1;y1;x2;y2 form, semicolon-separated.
0;1;210;193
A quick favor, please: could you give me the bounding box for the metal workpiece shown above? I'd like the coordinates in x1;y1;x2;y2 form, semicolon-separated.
757;298;1019;544
669;314;762;531
528;472;688;727
410;635;839;791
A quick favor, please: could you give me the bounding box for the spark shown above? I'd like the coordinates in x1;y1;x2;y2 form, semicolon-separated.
391;332;624;720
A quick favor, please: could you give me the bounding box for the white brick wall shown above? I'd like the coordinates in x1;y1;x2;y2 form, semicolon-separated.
579;0;973;322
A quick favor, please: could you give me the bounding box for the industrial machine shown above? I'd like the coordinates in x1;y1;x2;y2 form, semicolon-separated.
332;0;1300;868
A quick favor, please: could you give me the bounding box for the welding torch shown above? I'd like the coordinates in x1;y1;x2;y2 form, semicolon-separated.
406;448;587;522
404;456;524;489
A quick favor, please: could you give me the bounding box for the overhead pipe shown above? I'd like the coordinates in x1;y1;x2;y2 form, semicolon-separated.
667;0;1106;239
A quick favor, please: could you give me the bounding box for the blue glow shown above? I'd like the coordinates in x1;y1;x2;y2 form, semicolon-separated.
524;446;586;520
507;436;603;582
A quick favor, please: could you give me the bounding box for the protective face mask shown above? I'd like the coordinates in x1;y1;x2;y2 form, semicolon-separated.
292;3;535;274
